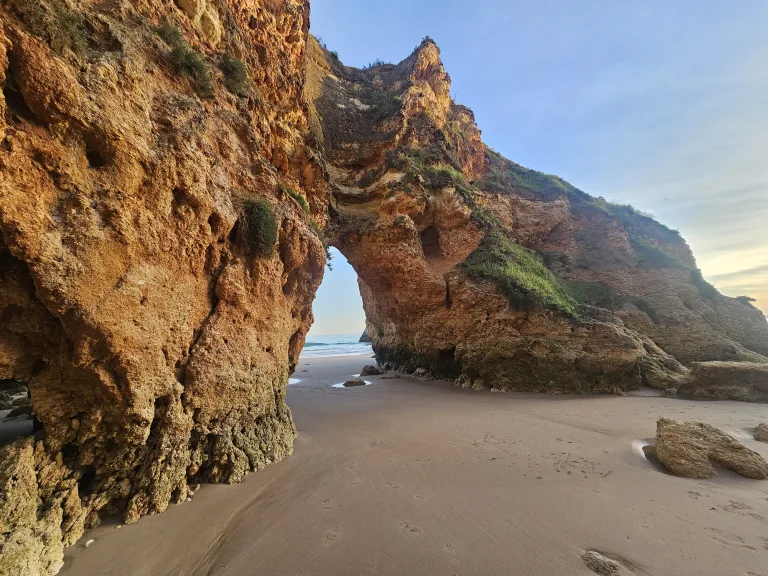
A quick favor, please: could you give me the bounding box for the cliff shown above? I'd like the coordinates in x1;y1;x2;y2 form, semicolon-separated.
0;0;328;573
1;1;767;573
305;35;768;392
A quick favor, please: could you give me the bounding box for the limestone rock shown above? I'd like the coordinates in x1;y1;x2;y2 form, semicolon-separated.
343;378;366;387
755;424;768;443
582;551;621;575
359;329;372;343
360;365;382;376
305;34;768;395
1;1;318;572
655;418;768;479
678;361;768;402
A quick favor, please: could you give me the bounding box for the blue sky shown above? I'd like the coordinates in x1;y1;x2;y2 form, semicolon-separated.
308;1;768;335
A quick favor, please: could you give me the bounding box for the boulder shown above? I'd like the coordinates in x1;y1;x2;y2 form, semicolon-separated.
343;378;366;387
755;423;768;443
360;365;382;376
678;361;768;403
655;418;768;479
581;551;621;575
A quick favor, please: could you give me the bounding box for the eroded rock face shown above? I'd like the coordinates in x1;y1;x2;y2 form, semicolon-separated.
1;0;326;571
655;418;768;479
305;37;768;394
678;361;768;403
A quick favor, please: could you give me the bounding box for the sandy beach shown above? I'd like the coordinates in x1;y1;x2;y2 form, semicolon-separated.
59;355;768;576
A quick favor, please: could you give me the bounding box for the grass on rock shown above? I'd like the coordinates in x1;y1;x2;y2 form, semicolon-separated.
240;199;278;257
462;228;577;316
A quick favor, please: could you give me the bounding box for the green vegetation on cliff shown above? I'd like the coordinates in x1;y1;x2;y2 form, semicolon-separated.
462;229;577;316
8;0;88;57
240;199;278;257
157;21;214;98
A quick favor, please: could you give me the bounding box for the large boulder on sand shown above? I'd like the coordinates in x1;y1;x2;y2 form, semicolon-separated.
755;424;768;443
343;378;366;387
678;361;768;403
360;365;382;376
655;418;768;479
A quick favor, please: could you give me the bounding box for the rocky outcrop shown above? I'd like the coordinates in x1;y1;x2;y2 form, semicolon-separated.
305;36;768;394
582;551;622;575
360;365;381;376
359;328;372;342
678;361;768;403
655;418;768;479
0;0;327;571
755;424;768;443
342;378;365;387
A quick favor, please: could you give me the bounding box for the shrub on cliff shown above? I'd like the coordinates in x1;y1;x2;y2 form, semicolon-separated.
220;56;248;97
240;199;278;257
157;21;214;98
280;182;310;213
462;229;577;316
9;0;88;57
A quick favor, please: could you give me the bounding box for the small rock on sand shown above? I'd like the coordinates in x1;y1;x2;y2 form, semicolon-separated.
755;424;768;443
343;378;366;387
360;365;382;376
582;551;621;575
655;418;768;479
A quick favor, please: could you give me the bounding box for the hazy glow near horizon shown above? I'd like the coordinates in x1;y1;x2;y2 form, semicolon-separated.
309;0;768;323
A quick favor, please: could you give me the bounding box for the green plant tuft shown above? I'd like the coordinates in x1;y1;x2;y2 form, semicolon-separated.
9;0;89;57
239;199;278;257
156;20;214;98
280;182;310;213
461;228;577;316
220;56;248;96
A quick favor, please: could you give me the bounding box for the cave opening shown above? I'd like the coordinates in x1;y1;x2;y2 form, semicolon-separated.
0;379;34;446
301;247;371;365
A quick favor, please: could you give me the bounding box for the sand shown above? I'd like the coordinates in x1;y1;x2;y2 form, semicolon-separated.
60;355;768;576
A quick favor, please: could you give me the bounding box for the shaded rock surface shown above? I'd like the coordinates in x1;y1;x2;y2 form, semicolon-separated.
360;365;382;376
359;329;372;342
755;424;768;443
655;418;768;479
678;361;768;403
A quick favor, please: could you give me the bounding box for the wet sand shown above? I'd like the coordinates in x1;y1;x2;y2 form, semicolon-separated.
62;355;768;575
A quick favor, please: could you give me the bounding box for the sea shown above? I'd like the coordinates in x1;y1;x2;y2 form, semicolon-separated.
300;333;373;358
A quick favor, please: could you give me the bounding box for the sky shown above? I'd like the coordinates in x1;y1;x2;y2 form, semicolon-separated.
308;0;768;335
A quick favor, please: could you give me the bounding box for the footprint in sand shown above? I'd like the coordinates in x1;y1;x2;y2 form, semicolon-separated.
705;527;756;551
325;527;339;545
322;499;332;511
399;521;421;534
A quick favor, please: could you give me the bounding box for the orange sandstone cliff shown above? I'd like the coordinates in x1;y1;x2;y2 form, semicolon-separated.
1;1;767;573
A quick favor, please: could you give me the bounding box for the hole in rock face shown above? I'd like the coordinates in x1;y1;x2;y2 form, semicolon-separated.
86;148;106;168
420;225;442;259
2;67;39;125
78;467;97;497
